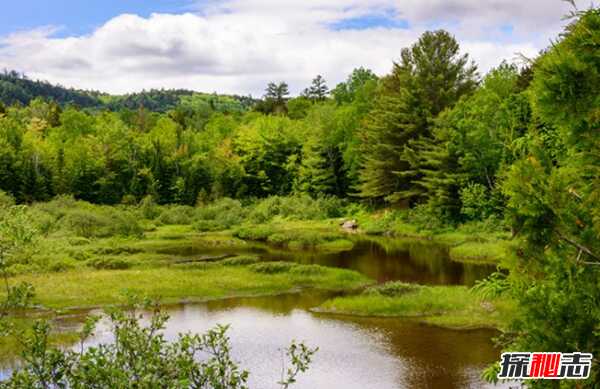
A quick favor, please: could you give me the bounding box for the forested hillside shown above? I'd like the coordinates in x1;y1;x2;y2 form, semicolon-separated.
0;70;257;112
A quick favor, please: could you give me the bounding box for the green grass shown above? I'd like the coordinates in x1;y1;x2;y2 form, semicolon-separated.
1;263;371;309
449;241;507;263
317;282;515;330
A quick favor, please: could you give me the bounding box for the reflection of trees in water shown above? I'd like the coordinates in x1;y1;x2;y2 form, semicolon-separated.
335;314;500;389
237;237;494;286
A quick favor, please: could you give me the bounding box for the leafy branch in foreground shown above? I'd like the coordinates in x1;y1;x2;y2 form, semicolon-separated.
0;299;317;388
0;206;37;334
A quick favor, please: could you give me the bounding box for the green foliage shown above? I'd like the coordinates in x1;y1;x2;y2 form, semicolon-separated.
302;75;329;101
194;198;247;231
0;302;316;388
358;30;478;204
0;191;15;208
156;205;196;225
495;7;600;387
460;183;495;220
248;195;344;223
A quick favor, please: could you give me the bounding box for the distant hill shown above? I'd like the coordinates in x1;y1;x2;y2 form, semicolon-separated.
0;70;258;112
0;70;102;108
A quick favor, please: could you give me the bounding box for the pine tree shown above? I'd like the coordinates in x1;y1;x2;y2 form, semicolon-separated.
263;82;289;115
303;75;329;101
358;30;478;204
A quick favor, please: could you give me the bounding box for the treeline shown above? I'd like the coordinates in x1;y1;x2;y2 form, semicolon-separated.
0;29;538;226
0;70;258;112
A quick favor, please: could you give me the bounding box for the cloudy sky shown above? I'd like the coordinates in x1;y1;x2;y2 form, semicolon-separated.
0;0;583;96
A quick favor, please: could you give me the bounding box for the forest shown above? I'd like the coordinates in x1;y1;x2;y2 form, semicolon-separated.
0;4;598;388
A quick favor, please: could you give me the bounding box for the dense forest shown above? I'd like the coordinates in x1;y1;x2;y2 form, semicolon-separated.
0;70;257;112
0;5;599;387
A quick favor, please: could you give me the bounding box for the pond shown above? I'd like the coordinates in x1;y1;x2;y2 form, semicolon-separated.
1;238;505;388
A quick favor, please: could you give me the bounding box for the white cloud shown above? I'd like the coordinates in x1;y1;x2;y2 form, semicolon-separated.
0;0;582;95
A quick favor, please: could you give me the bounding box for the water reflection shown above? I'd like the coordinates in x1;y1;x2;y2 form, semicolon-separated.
254;238;495;286
76;293;507;388
0;237;503;387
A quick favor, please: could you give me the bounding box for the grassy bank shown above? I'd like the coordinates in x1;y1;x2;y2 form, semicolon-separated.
317;281;515;330
353;210;511;263
1;260;371;310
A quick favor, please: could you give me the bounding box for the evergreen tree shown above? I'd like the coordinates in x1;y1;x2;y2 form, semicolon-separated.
499;8;600;385
303;75;329;101
358;30;478;204
261;82;289;115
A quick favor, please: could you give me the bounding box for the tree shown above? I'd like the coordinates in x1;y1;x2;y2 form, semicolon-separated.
331;67;378;105
303;75;329;101
403;63;531;221
497;7;600;387
260;82;290;115
358;30;478;204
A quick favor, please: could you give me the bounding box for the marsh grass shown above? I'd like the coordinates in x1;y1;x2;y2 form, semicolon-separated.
1;263;370;309
318;282;515;330
449;241;507;263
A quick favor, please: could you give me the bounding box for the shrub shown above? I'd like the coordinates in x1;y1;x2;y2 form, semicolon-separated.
194;198;247;231
0;190;15;208
60;208;143;238
48;258;77;272
110;211;144;238
248;195;345;223
156;205;195;225
460;183;494;221
193;220;222;232
139;195;160;220
61;210;106;238
121;194;138;206
233;225;274;241
0;303;315;388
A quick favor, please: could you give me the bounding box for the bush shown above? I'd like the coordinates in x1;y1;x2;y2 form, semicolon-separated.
405;204;447;231
0;303;316;388
139;195;160;220
48;258;77;272
60;208;143;238
248;195;345;223
61;210;106;238
0;190;15;208
156;205;195;225
460;183;494;221
110;211;144;238
194;198;247;231
193;220;223;232
233;225;274;241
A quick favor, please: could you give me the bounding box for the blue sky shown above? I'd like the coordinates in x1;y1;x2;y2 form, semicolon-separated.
0;1;575;95
0;0;194;37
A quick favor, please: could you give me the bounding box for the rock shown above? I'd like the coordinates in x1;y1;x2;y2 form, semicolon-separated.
341;219;358;229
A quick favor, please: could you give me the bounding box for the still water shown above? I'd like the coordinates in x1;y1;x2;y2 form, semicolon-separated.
2;238;505;388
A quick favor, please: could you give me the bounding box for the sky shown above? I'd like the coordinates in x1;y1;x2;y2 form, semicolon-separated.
0;0;584;96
